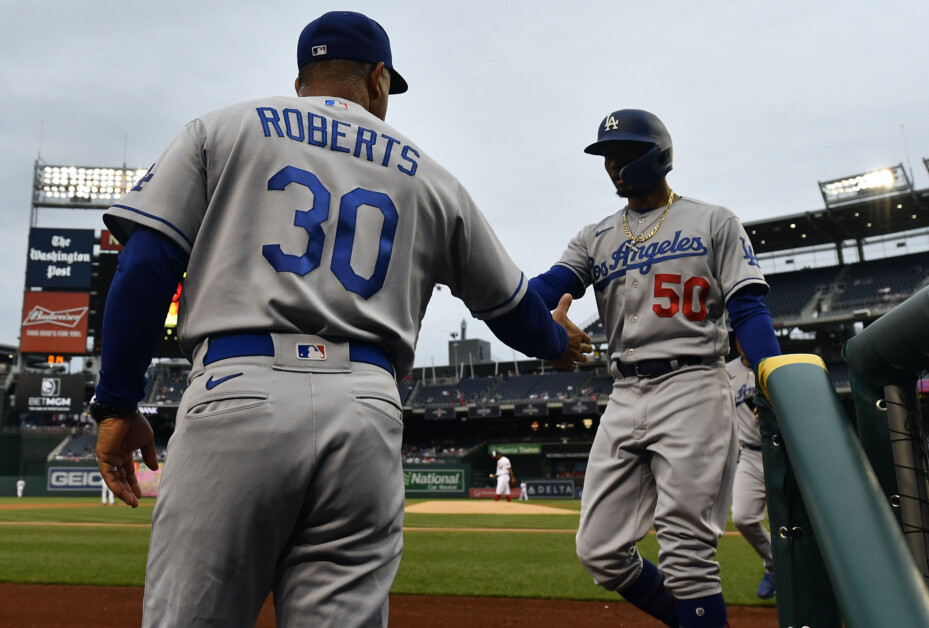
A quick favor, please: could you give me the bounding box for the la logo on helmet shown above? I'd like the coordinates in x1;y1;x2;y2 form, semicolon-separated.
604;115;620;131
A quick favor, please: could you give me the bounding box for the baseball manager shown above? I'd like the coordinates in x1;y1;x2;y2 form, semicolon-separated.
92;11;590;627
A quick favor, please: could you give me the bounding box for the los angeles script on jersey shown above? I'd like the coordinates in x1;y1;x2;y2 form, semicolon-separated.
734;381;756;405
255;107;420;176
590;230;707;291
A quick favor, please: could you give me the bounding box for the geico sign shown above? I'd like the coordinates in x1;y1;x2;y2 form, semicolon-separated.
48;467;103;490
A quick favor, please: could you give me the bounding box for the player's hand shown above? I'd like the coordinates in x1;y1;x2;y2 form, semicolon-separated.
95;411;159;508
547;294;593;371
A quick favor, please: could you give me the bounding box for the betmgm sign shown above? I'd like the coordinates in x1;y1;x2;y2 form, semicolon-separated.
16;373;84;414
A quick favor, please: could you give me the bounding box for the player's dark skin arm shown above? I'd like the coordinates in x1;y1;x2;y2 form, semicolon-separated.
96;413;159;508
95;227;185;507
549;294;592;370
485;289;592;370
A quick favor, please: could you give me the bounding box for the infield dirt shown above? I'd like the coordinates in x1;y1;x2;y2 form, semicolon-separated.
0;583;779;627
405;500;575;515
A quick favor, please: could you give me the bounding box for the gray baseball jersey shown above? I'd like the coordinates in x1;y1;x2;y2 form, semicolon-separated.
572;197;763;600
106;95;531;626
727;357;760;447
104;95;527;377
554;197;767;363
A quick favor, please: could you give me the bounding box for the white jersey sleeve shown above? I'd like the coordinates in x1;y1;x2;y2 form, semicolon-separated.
104;96;527;376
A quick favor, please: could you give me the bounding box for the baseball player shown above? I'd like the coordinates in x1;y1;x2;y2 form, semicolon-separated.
529;109;780;628
101;477;115;505
16;478;24;498
91;11;590;627
519;480;529;501
490;450;514;502
728;337;775;599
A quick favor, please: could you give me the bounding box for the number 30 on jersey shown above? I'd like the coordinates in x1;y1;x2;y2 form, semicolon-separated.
261;166;398;299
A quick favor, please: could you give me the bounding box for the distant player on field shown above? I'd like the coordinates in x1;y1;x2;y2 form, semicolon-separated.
491;450;515;502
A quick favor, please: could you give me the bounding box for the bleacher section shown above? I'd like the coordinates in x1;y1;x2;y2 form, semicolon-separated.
143;364;190;405
764;252;929;318
408;369;611;407
764;266;843;318
521;371;589;400
830;253;929;311
398;378;416;405
587;374;614;396
54;434;97;460
411;376;498;407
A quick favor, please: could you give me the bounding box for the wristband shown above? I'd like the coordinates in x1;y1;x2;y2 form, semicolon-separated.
88;395;137;422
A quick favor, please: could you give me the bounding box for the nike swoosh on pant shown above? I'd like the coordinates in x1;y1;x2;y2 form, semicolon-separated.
205;372;244;390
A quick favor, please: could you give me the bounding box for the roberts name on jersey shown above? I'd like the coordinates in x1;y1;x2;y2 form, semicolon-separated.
256;104;420;177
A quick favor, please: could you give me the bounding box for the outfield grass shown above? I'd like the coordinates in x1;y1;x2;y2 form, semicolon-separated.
0;497;775;607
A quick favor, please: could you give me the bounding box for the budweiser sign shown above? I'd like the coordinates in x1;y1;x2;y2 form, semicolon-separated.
20;292;90;354
22;306;89;328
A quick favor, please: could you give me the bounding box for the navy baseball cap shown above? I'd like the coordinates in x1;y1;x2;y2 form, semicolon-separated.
297;11;408;95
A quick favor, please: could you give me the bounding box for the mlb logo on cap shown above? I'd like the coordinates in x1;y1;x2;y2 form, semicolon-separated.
296;10;408;94
297;344;327;360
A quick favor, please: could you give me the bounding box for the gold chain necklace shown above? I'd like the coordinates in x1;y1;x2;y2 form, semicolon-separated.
622;190;675;243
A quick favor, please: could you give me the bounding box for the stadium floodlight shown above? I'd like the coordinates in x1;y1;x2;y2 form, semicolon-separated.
818;164;911;208
34;163;149;208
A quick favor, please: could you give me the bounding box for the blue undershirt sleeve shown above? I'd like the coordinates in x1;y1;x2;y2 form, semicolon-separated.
727;285;782;369
94;227;189;407
529;265;586;310
485;287;569;360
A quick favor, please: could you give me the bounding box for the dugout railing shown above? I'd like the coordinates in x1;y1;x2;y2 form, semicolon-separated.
756;286;929;627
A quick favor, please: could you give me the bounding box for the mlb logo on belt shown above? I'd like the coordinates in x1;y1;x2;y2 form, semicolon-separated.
311;45;327;56
297;344;327;360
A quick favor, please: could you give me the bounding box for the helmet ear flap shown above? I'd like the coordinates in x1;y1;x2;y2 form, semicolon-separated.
659;146;673;171
618;144;673;189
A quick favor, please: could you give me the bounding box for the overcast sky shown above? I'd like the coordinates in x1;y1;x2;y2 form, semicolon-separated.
2;1;928;369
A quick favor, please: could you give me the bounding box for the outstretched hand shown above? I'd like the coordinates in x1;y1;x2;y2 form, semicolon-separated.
547;294;593;371
95;411;160;508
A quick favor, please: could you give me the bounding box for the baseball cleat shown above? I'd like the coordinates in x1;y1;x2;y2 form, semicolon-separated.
756;571;776;599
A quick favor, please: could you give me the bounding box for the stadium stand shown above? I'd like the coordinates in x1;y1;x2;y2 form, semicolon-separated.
53;433;97;460
141;363;190;405
523;371;589;400
410;376;498;407
829;252;929;311
586;373;614;396
764;266;844;318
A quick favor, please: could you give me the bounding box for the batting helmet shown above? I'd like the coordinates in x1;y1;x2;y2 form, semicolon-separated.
584;109;673;189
